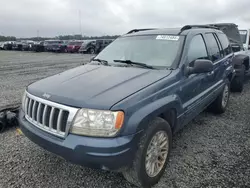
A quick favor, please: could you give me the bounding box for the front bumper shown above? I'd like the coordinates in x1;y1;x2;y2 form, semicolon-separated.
19;110;140;171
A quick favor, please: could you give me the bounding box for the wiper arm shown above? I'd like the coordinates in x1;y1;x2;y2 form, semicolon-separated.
113;59;154;69
92;58;109;65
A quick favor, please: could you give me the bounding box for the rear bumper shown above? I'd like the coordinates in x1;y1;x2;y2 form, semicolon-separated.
19;110;140;171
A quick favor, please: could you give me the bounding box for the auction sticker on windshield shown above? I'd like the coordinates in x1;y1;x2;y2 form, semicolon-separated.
156;35;179;41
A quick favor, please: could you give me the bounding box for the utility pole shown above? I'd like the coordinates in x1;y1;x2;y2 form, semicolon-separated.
78;10;82;38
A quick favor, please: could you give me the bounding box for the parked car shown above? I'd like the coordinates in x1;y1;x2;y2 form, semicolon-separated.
208;23;250;92
12;41;23;51
0;42;9;50
19;25;235;188
44;40;64;52
95;39;113;54
52;41;68;53
66;41;83;53
31;41;45;52
78;40;96;54
239;29;250;50
2;41;14;50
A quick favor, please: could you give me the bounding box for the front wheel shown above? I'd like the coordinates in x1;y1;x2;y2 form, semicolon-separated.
122;117;172;187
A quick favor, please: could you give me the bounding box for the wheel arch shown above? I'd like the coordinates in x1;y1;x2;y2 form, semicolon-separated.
124;95;182;135
233;54;249;70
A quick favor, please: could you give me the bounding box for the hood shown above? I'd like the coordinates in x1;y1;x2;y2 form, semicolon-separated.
27;65;172;109
208;23;243;47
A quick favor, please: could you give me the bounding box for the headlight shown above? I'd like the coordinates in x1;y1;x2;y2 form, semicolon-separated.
21;91;27;111
70;109;124;137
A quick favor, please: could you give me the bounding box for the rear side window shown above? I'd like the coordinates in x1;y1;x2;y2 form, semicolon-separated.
217;33;232;55
188;34;208;64
205;33;221;62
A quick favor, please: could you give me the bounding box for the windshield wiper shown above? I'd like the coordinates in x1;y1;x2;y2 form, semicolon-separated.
91;58;109;66
113;60;154;69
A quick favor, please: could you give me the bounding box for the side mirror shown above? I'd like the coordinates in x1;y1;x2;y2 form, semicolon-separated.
187;59;213;75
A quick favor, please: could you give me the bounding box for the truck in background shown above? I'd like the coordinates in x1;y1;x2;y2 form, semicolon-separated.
208;23;250;92
239;29;250;51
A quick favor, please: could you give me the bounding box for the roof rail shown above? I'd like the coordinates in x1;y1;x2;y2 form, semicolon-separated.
207;23;238;27
126;28;156;34
180;25;218;32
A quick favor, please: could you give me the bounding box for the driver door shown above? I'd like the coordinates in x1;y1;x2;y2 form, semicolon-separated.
180;34;211;125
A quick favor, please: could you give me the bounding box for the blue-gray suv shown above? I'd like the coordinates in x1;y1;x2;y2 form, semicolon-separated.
19;25;235;187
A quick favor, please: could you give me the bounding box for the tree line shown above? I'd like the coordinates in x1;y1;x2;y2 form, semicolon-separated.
0;36;16;42
0;35;120;42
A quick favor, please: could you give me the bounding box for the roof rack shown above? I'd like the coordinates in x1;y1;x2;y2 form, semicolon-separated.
207;23;238;27
126;28;156;34
180;25;218;32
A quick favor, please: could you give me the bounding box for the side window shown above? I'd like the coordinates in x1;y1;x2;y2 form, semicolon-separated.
214;34;224;57
205;33;221;62
188;34;208;64
217;33;232;55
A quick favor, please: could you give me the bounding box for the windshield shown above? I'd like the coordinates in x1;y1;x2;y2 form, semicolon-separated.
239;30;248;44
95;35;183;68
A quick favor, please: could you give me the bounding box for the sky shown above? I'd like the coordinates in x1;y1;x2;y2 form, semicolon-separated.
0;0;250;37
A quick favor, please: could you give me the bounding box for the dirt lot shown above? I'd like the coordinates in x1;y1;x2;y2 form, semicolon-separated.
0;51;92;109
0;51;250;188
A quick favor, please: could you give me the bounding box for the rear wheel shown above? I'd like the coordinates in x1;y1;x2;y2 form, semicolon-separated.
122;117;172;187
89;48;95;54
231;64;245;92
208;80;230;114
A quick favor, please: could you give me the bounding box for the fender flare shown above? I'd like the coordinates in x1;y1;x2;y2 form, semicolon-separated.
123;95;182;135
233;54;249;69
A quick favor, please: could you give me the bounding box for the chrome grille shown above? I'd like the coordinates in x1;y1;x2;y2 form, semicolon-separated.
24;92;78;138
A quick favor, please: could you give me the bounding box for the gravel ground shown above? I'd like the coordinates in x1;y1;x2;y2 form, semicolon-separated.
0;51;250;188
0;51;92;109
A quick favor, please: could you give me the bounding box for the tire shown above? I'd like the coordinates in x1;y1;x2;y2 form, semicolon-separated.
208;80;230;114
0;113;6;133
122;117;172;188
89;48;95;54
231;64;245;92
